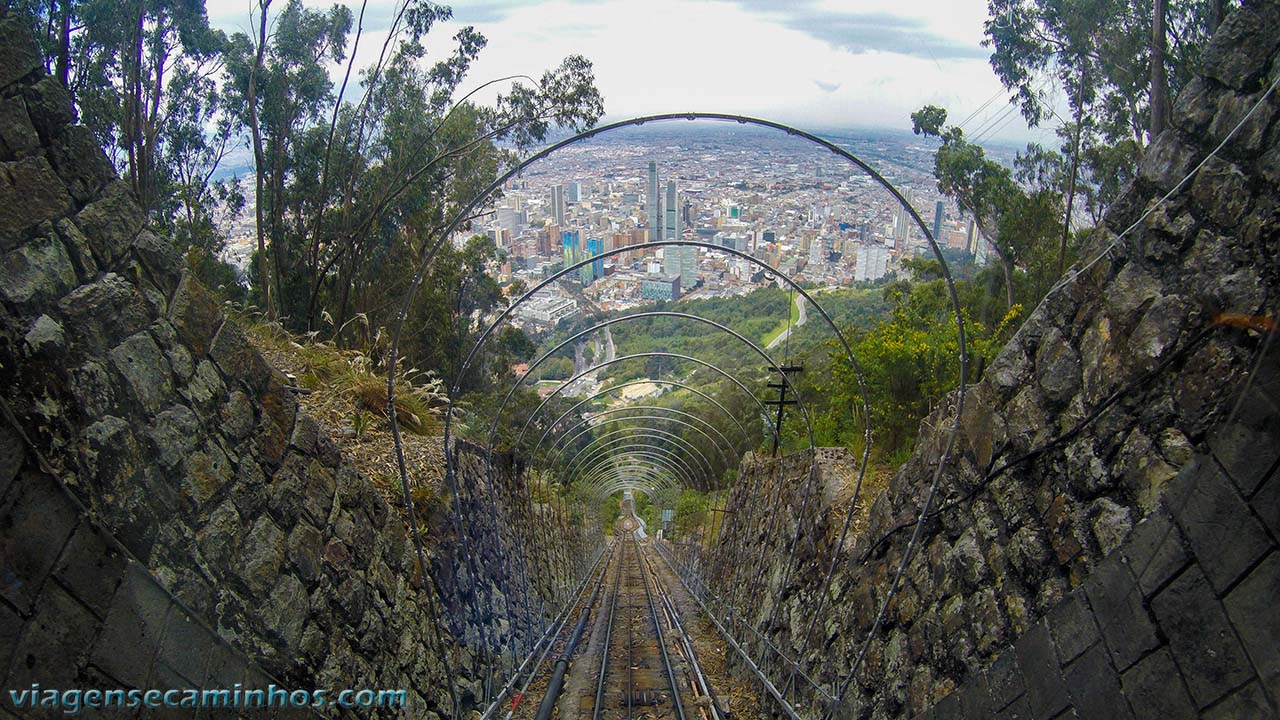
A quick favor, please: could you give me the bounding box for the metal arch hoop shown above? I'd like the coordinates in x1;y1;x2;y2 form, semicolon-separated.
571;442;702;488
383;113;970;720
569;440;706;493
546;409;736;470
486;310;813;461
516;351;776;448
568;440;707;492
578;453;695;498
525;379;755;453
580;462;687;500
580;459;682;493
567;436;706;486
517;357;775;457
594;478;673;498
579;458;687;497
562;429;715;486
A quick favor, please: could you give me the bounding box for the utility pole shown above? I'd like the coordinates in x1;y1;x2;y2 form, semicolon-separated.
766;363;802;457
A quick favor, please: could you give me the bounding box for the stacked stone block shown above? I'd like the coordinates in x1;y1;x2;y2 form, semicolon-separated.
703;3;1280;718
0;9;582;718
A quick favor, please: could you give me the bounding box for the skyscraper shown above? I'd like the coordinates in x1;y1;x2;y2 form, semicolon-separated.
894;190;913;248
581;237;603;284
562;230;578;268
647;162;661;242
664;180;679;242
550;185;565;226
856;244;890;282
932;200;945;242
658;179;695;287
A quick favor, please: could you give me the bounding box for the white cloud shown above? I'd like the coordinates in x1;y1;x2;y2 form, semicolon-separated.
205;0;1064;145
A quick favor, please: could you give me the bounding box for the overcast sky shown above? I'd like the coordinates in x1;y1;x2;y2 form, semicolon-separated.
205;0;1065;147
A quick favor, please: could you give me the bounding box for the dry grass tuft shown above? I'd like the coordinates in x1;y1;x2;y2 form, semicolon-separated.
828;462;894;550
236;312;448;523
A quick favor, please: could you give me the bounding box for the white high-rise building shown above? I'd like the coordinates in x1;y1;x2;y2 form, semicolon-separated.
647;162;661;241
855;244;890;282
550;185;565;226
894;190;913;248
809;236;826;266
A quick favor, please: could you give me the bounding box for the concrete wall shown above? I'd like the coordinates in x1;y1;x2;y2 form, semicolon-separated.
697;3;1280;718
0;10;586;717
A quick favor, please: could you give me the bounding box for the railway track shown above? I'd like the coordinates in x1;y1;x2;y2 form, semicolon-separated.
586;532;685;720
512;509;726;720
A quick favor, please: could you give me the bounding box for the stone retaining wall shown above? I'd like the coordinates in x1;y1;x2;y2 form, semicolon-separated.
0;10;584;717
699;3;1280;718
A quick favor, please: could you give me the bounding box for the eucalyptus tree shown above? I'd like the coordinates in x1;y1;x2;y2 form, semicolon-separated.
10;0;228;220
911;105;1065;309
983;0;1232;240
220;0;602;348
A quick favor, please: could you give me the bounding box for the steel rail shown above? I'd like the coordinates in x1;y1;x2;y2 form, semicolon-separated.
531;536;614;720
500;541;616;720
633;532;687;720
593;532;626;720
657;514;833;705
638;541;727;720
534;410;724;629
478;542;611;720
525;379;754;454
653;541;803;720
385;113;969;716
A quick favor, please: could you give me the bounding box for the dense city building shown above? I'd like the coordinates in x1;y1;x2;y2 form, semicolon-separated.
436;125;993;329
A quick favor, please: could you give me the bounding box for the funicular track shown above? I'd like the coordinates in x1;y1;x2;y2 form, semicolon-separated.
385;112;975;720
589;528;683;720
510;507;727;720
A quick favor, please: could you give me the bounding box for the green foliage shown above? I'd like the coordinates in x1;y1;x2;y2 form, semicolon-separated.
912;105;1066;308
983;0;1230;222
673;489;708;537
536;356;575;381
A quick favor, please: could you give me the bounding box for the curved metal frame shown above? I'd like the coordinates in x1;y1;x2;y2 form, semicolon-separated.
573;445;699;489
492;310;804;452
518;351;776;447
569;440;703;487
547;410;735;471
580;460;685;497
517;353;777;455
382;113;970;720
561;430;714;488
562;429;715;486
488;311;811;471
526;379;755;453
574;446;700;492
